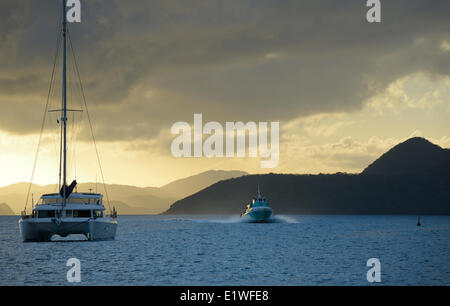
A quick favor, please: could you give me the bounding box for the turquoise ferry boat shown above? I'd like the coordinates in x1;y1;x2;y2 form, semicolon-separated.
241;186;274;222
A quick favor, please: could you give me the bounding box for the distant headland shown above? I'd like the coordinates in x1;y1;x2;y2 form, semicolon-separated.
164;137;450;215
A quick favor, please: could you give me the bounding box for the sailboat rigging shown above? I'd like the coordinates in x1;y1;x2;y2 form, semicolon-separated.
18;0;118;242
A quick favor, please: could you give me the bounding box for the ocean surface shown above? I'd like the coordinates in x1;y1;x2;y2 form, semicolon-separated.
0;215;449;286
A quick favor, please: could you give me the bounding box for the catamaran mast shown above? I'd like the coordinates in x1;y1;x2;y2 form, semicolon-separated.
62;0;67;205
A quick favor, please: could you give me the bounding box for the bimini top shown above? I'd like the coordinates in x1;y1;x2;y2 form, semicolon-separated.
41;192;103;199
37;193;104;207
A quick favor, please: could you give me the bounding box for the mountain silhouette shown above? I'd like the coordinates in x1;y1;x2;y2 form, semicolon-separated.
160;170;247;199
0;203;15;216
0;170;247;214
362;137;450;175
165;137;450;215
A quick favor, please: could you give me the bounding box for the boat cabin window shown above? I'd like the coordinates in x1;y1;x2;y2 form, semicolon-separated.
67;199;86;204
41;198;59;204
37;210;55;218
66;198;101;205
73;210;92;218
40;198;101;205
65;210;73;217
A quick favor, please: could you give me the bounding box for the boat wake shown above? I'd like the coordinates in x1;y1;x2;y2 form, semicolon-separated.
272;215;300;224
239;215;299;224
51;234;88;242
164;215;299;224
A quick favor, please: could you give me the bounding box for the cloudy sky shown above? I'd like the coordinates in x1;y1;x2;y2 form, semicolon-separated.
0;0;449;187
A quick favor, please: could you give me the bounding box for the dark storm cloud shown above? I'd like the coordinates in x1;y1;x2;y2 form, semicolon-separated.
0;0;449;141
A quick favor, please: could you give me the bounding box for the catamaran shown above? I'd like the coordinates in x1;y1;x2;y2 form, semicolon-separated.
18;0;118;242
241;185;274;223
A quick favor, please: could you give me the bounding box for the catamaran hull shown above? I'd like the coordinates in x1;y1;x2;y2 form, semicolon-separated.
241;206;273;223
19;218;118;242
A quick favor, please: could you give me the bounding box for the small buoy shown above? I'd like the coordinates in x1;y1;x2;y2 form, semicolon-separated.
417;216;421;226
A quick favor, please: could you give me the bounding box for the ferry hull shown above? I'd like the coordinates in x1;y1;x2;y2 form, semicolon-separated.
242;206;273;223
19;218;118;242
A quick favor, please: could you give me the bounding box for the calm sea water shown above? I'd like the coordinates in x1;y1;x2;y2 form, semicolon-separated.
0;215;449;286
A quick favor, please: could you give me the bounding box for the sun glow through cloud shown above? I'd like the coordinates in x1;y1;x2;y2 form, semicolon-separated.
0;1;449;188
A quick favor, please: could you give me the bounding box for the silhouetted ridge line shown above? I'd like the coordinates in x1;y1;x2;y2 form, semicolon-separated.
362;137;450;175
164;137;450;215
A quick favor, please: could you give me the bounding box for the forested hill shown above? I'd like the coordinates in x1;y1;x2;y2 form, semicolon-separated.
164;138;450;215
